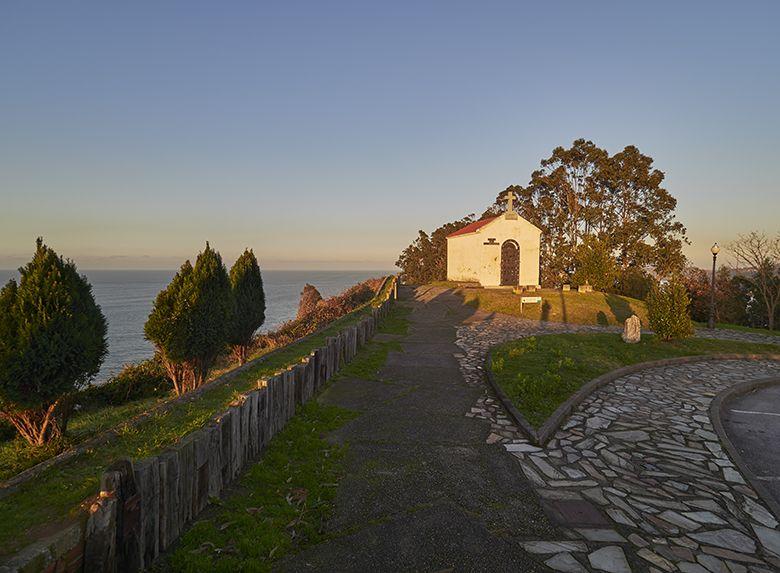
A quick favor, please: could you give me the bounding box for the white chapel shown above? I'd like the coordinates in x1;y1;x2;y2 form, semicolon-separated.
446;191;541;287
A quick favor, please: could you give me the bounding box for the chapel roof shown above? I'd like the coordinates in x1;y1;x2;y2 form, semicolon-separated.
446;216;499;238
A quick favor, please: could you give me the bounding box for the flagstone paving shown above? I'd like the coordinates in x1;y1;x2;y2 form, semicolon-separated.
456;310;780;573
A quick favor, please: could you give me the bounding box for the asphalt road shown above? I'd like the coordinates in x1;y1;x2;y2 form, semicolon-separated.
721;382;780;511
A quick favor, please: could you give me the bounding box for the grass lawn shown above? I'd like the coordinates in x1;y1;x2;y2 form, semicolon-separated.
164;400;356;573
164;305;409;572
445;286;649;326
0;280;394;556
490;333;780;428
0;395;165;481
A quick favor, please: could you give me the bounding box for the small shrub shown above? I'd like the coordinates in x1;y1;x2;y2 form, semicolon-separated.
647;279;694;340
78;356;169;407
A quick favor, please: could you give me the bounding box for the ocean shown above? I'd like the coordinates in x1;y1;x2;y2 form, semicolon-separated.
0;269;390;384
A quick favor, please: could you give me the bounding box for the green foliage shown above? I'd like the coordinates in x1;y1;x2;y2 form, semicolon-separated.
167;302;406;571
167;401;356;572
615;267;654;300
145;243;232;394
395;215;475;284
0;359;167;480
79;356;169;407
572;236;618;291
0;239;107;445
486;139;687;286
227;249;266;364
491;333;779;428
647;279;694;340
0;281;391;554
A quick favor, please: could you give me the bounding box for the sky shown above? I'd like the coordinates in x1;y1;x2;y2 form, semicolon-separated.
1;1;778;270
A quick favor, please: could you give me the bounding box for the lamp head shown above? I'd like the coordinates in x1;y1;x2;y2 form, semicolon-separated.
711;243;720;256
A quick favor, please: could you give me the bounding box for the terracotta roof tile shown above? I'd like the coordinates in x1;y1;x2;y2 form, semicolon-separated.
446;216;499;238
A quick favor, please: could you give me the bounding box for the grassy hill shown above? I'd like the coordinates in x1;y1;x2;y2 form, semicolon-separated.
435;284;648;326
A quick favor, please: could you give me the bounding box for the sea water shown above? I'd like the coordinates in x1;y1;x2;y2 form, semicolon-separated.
0;269;389;383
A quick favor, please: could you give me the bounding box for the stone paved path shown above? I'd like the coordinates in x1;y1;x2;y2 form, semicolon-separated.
278;286;559;572
456;306;780;572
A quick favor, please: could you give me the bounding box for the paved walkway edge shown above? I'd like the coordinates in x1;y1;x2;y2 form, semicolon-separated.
485;351;780;446
710;374;780;522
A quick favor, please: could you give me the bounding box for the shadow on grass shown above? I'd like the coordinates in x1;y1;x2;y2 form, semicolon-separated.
557;291;567;323
541;300;552;322
605;294;634;323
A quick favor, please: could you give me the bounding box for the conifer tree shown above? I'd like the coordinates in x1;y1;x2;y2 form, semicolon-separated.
0;239;107;445
227;249;266;365
145;243;232;394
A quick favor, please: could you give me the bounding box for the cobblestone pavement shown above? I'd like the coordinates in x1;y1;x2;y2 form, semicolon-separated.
456;312;780;573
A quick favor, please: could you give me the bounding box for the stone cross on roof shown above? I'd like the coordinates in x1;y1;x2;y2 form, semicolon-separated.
505;189;518;219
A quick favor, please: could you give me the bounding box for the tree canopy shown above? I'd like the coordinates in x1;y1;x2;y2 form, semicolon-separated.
145;243;233;394
486;139;687;286
395;214;474;284
0;239;107;445
398;140;686;290
227;249;266;365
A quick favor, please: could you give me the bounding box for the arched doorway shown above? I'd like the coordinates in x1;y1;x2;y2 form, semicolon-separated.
500;240;520;286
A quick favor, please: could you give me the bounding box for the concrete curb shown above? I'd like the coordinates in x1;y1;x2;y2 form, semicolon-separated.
710;375;780;522
485;351;780;447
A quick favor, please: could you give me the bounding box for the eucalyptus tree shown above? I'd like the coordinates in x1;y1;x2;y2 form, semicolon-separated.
0;239;107;445
395;214;475;284
485;139;687;286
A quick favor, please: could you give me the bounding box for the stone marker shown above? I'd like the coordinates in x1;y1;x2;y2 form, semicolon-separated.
562;284;570;292
621;314;641;344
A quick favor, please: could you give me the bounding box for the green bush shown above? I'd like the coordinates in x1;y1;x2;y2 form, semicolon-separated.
78;356;169;407
647;279;694;340
0;239;107;445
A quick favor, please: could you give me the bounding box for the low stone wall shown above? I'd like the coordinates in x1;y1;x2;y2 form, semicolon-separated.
1;284;395;573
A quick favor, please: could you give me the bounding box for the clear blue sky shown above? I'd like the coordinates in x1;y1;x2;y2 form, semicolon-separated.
1;1;778;270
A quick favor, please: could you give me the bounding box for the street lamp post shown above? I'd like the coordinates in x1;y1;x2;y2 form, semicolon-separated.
708;243;720;329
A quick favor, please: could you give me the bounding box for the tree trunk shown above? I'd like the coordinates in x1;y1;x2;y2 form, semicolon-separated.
232;344;248;366
2;398;72;446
